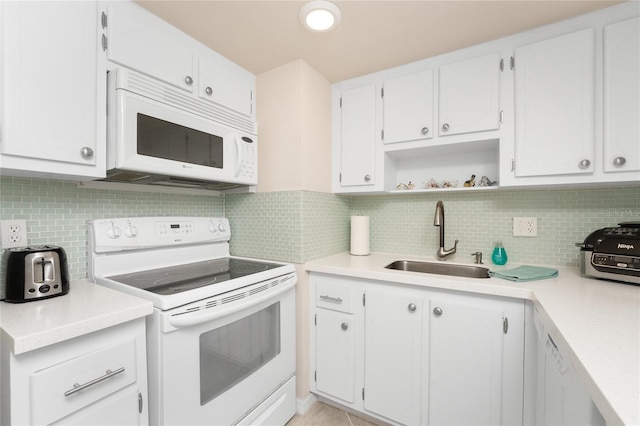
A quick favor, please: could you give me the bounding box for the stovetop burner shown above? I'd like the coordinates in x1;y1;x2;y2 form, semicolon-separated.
107;258;281;295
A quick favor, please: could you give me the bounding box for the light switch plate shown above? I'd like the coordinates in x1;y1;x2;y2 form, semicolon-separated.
513;217;538;237
1;219;28;248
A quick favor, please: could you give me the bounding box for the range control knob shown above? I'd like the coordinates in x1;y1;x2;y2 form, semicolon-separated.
124;224;138;238
218;222;227;232
107;224;121;239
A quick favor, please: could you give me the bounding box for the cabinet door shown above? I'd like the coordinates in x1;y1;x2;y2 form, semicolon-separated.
383;70;434;144
198;56;253;117
106;2;194;92
364;287;422;425
315;309;356;403
438;53;501;136
53;386;143;425
428;294;523;426
604;17;640;174
0;1;104;177
340;84;377;187
514;29;595;177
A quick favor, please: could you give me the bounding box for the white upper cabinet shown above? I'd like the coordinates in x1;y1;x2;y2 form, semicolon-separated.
514;29;595;178
0;1;106;180
105;2;255;119
382;71;434;144
198;57;253;117
438;53;501;137
106;3;194;93
338;84;377;188
603;17;640;174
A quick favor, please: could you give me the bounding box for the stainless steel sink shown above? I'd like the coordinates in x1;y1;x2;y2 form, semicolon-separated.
385;260;490;279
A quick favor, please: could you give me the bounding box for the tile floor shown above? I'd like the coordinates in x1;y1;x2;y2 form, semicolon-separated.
286;401;382;426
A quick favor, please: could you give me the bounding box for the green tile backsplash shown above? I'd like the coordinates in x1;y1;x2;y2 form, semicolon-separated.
351;187;640;267
1;176;639;283
225;191;351;263
0;177;223;279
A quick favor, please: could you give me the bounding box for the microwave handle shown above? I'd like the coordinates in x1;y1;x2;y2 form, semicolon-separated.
234;135;243;177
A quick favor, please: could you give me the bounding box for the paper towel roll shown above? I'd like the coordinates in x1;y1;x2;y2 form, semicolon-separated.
350;216;370;256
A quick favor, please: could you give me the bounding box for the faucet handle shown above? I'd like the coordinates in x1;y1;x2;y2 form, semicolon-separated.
471;251;483;264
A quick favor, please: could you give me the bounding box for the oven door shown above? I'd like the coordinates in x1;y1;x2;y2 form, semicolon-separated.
147;285;295;426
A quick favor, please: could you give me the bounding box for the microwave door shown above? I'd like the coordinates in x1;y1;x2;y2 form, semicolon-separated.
112;90;256;186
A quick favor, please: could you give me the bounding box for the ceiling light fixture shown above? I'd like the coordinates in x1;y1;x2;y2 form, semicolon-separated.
300;1;342;32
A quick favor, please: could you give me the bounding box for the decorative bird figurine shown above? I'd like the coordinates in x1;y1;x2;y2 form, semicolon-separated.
464;174;476;187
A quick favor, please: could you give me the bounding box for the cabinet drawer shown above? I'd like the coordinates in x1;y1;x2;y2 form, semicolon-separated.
316;278;356;313
30;338;137;425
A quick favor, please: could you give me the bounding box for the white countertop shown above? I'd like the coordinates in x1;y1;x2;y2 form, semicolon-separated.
0;279;153;355
305;252;640;426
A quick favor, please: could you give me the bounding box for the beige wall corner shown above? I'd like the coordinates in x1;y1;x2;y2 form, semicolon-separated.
256;59;332;193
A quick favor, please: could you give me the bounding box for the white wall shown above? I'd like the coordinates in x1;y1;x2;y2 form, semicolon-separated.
256;59;332;193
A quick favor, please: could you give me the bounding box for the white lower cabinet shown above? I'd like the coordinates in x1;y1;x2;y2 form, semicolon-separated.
315;308;356;403
363;286;424;425
1;319;149;425
427;293;524;425
310;273;525;426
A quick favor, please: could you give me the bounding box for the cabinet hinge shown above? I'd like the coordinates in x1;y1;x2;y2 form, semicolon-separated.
101;11;108;29
362;293;366;306
340;97;342;108
339;172;342;183
381;87;384;98
510;56;515;70
510;159;515;172
101;34;108;51
314;371;317;382
499;58;504;72
314;314;317;326
381;129;384;141
362;387;365;400
503;317;509;334
138;392;143;414
500;110;504;124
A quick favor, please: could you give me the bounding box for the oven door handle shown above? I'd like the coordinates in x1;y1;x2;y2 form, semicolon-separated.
167;276;296;328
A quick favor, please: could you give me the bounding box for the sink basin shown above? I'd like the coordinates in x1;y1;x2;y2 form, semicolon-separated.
385;260;490;279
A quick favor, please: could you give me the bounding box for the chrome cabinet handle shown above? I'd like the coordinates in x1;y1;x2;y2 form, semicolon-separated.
421;127;429;135
320;295;343;304
80;147;94;159
341;322;349;330
578;159;591;169
64;367;125;397
441;123;450;132
185;76;193;86
205;86;213;96
613;157;626;167
364;174;371;182
433;307;443;316
408;303;417;312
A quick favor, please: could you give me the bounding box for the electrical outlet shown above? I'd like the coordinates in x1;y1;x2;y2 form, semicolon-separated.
1;219;28;248
513;217;538;237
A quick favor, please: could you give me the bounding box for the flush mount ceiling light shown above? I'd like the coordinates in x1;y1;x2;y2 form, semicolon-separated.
300;0;342;32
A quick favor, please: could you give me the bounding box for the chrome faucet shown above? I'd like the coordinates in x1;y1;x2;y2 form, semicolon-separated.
433;200;458;260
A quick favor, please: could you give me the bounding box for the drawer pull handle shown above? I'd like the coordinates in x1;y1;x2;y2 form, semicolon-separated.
319;295;343;303
64;367;125;397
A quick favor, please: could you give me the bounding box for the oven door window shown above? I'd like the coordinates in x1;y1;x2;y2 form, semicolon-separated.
199;302;281;405
137;113;224;169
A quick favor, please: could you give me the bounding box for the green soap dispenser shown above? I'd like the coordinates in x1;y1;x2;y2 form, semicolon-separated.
491;241;508;265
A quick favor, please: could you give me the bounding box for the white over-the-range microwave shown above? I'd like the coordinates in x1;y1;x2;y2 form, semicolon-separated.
103;67;257;191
